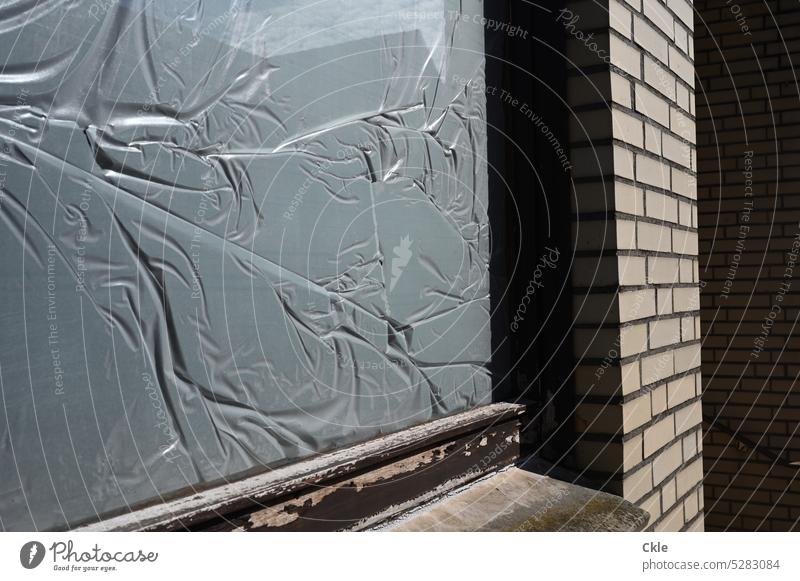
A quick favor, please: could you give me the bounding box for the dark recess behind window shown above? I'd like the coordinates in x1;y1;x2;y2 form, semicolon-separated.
486;1;575;464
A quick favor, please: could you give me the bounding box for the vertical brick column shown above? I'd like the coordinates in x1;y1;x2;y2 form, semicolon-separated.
564;0;704;531
695;0;800;531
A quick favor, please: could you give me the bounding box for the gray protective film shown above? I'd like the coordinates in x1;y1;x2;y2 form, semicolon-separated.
0;0;490;530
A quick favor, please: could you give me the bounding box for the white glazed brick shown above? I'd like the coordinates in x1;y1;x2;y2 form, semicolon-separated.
649;317;681;349
676;83;690;112
668;0;694;30
674;343;701;373
643;415;676;457
651;384;667;415
672;167;696;199
681;315;695;340
648;256;681;284
673;286;700;311
674;24;689;54
676;457;703;497
633;15;669;64
662;478;677;509
669;45;694;87
667;375;695;408
615;144;636;180
640;491;662;522
662;133;692;168
670;107;695;142
624;462;653;503
678;200;692;226
617;218;638;250
635;84;671;127
679;258;694;283
638;221;672;252
646;190;679;223
619;255;648;285
675;401;702;434
616;180;645;215
644;56;676;100
611;72;633;107
610;0;633;38
610;34;642;78
613;108;645;148
645;123;662;154
657;288;673;315
637;154;671;189
623;394;653;432
620;288;657;321
621;322;649;357
641;349;675;385
643;0;674;39
672;228;698;255
655;502;685;531
652;440;683;485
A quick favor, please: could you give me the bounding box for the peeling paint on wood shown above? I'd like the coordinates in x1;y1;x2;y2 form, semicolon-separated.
209;423;521;531
76;403;525;531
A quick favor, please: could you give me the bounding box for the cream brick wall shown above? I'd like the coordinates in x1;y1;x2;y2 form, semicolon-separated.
567;0;703;531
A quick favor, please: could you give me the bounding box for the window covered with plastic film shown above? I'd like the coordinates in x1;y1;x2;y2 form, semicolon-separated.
0;0;491;530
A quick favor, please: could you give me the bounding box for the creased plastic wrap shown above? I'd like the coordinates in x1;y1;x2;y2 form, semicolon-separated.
0;0;490;530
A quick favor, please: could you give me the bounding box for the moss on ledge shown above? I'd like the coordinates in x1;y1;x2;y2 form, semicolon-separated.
385;468;650;532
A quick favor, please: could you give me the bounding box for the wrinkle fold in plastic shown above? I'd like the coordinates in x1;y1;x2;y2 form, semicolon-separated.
0;0;490;530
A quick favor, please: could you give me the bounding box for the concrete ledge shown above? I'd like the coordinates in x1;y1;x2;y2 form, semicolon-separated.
383;467;650;532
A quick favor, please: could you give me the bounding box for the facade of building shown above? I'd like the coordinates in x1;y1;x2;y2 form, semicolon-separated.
2;0;798;533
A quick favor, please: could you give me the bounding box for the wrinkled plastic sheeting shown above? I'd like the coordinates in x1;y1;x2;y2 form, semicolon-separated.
0;0;491;530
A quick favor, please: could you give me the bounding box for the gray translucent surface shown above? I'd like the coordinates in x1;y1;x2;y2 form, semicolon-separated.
0;0;490;530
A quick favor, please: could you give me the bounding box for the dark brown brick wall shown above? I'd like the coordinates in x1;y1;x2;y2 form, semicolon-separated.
696;0;800;531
